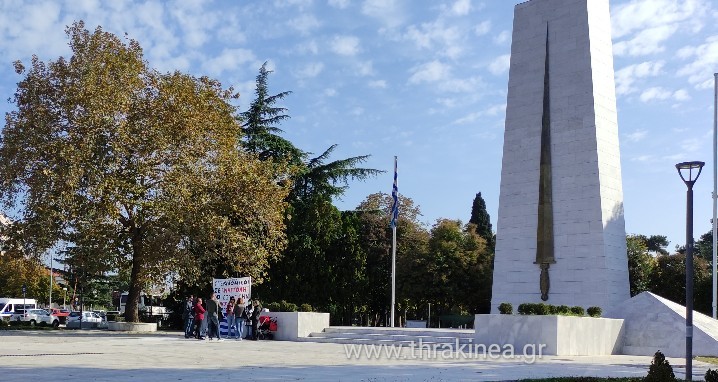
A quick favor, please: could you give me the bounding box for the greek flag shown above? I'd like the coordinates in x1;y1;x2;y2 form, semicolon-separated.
390;156;398;228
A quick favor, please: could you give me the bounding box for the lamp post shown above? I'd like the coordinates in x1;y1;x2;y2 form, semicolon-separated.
63;287;67;309
676;160;705;382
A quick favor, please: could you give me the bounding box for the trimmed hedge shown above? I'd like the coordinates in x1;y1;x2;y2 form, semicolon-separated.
498;302;513;315
587;306;602;318
516;303;599;317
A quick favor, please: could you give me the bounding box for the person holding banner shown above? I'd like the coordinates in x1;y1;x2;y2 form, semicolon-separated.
232;297;245;340
225;297;236;340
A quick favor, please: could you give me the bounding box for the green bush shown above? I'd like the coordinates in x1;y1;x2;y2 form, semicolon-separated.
498;303;513;315
557;305;571;315
587;306;602;318
645;351;677;381
518;303;533;315
706;369;718;382
265;302;281;312
279;300;298;312
536;303;551;315
516;303;593;317
299;303;313;312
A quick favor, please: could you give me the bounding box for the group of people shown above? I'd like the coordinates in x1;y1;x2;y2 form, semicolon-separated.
181;293;262;341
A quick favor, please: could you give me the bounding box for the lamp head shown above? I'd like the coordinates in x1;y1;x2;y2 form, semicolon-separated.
676;161;705;186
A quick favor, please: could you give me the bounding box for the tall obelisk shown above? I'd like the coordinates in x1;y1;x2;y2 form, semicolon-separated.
490;0;630;312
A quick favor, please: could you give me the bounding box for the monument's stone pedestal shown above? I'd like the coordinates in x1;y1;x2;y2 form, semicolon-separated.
491;0;629;312
474;314;624;356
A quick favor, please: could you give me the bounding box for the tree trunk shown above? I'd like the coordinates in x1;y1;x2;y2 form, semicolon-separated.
125;228;144;323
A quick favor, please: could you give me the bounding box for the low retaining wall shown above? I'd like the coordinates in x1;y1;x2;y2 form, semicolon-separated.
107;322;157;332
259;312;329;341
474;314;624;356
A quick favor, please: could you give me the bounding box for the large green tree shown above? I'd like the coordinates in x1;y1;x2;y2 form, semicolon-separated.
626;234;657;296
469;192;494;250
0;22;289;322
239;62;303;164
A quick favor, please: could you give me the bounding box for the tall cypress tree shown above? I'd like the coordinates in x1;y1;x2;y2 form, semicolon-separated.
469;192;494;249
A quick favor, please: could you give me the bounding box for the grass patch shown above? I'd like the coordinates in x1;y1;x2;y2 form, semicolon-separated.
697;356;718;365
519;378;643;382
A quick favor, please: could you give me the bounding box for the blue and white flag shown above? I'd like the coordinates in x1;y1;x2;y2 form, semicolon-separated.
390;156;398;228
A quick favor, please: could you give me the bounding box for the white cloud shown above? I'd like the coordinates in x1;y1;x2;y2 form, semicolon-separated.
295;62;324;78
330;35;361;56
450;0;471;16
488;54;510;75
202;48;256;76
328;0;350;8
288;14;321;35
403;20;464;58
493;30;510;45
273;0;313;9
169;2;219;48
639;87;672;102
673;89;691;101
324;88;337;96
676;36;718;89
355;61;374;76
611;0;707;39
409;61;451;84
681;137;703;152
625;129;648;142
362;0;405;28
631;155;655;163
409;61;484;93
474;20;491;36
295;40;319;55
368;79;387;88
614;61;665;95
454;103;506;124
612;25;677;56
639;87;690;103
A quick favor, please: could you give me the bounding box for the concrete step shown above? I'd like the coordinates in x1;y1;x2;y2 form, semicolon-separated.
303;326;475;347
309;331;473;344
323;326;474;338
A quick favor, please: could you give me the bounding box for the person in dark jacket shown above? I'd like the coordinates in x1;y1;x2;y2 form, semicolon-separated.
250;300;262;340
183;295;194;338
242;300;253;339
193;297;205;340
205;293;222;341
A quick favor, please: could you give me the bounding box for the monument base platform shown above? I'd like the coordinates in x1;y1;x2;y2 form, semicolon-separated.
474;314;624;356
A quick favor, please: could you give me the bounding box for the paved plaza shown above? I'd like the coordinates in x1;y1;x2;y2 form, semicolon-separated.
0;330;713;381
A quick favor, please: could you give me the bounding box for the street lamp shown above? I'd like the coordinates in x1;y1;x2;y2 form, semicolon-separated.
63;287;67;309
676;160;705;382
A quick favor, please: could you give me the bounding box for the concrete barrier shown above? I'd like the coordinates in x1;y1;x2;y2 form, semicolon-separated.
260;312;329;341
474;314;624;355
107;321;157;332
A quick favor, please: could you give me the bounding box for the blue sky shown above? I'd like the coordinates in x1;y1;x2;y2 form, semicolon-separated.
0;0;716;249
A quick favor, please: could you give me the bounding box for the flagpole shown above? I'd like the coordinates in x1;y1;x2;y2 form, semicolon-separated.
712;72;717;319
390;156;398;328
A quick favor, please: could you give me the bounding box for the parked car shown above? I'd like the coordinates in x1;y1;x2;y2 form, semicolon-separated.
11;309;60;328
49;308;71;317
67;311;104;323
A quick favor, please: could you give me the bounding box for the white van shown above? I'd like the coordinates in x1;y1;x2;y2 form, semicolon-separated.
0;298;38;319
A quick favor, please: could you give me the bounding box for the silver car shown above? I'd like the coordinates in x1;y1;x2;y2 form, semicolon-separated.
11;309;60;328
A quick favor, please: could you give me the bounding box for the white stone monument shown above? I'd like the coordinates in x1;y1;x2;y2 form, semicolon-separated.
491;0;630;312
